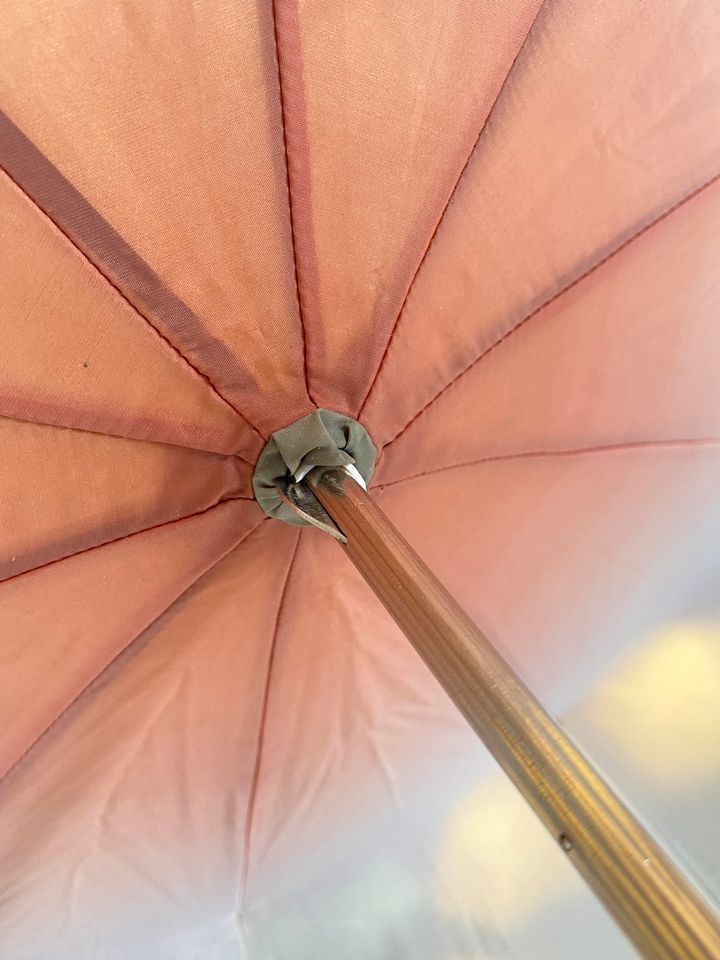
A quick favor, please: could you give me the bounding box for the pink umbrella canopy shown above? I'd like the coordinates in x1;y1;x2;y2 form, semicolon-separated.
1;0;720;957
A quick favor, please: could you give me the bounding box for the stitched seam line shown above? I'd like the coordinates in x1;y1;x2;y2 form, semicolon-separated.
0;517;267;790
382;170;720;453
0;129;266;454
238;528;302;915
355;0;548;420
0;496;257;586
374;437;720;488
271;0;317;408
0;408;249;458
4;161;263;456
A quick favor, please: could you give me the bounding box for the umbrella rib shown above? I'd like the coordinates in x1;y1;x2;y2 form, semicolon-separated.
374;436;720;488
0;113;267;456
381;169;720;453
355;0;549;421
0;409;254;460
238;528;302;919
0;515;267;791
271;0;319;408
0;495;257;587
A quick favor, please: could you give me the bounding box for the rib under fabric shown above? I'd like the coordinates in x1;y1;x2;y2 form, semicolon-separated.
1;1;719;958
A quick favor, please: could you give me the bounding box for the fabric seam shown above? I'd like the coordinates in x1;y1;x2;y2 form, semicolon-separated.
238;528;302;923
0;495;257;586
374;436;720;488
0;516;268;791
355;0;548;421
381;170;720;454
0;129;265;454
271;1;318;408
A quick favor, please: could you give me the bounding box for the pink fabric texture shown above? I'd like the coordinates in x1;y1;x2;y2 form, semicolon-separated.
1;1;719;957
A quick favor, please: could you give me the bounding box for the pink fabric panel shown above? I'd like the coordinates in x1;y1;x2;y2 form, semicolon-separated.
0;418;252;579
362;0;720;449
0;0;718;956
377;176;720;484
0;501;262;780
0;521;296;960
272;0;543;414
0;171;251;456
244;526;469;892
0;0;312;436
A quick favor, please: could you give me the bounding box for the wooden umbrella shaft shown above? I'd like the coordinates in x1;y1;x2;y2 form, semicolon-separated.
309;467;720;960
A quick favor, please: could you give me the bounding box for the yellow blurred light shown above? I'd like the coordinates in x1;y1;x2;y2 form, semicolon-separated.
435;776;578;927
580;621;720;787
435;621;720;931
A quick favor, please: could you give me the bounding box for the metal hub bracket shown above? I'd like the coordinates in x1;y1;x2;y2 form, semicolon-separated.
275;475;348;543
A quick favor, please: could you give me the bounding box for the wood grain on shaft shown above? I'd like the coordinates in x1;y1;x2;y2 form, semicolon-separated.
311;468;720;960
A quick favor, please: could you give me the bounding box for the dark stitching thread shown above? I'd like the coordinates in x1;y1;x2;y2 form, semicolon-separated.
239;528;302;912
0;118;267;453
0;516;268;790
374;437;720;489
271;0;317;408
382;170;720;453
356;0;548;421
0;495;258;586
0;407;247;458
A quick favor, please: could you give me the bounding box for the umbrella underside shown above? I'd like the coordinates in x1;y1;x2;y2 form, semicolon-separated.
1;1;720;957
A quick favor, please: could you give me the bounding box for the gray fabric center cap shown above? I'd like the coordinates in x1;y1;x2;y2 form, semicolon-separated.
252;409;377;524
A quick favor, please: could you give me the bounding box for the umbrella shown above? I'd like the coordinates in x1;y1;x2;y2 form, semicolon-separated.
1;0;720;957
